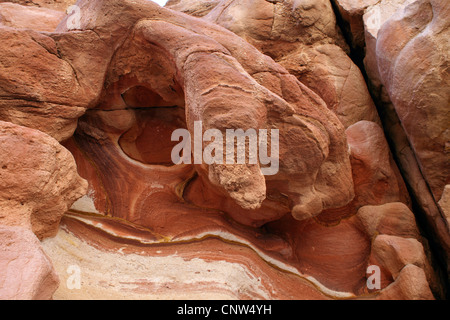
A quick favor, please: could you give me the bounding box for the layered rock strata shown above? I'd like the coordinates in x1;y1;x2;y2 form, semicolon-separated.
0;0;446;300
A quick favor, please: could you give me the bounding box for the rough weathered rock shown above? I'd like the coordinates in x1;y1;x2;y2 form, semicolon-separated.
439;185;450;226
315;121;410;225
374;0;450;275
0;0;76;11
0;26;98;141
0;118;85;300
203;0;344;46
0;0;361;299
362;0;416;92
0;2;65;31
0;226;59;300
43;0;354;223
0;120;87;239
331;0;379;50
0;0;354;223
369;235;433;287
356;202;420;239
376;0;450;202
279;43;380;128
166;0;220;16
166;0;408;225
189;0;381;129
0;0;445;300
376;264;434;300
346;121;409;208
168;1;414;244
355;202;442;297
334;0;450;282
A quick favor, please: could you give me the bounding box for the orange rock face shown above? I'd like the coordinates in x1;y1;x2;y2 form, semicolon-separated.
0;121;86;300
0;121;87;239
0;0;447;300
0;2;65;31
331;0;450;279
376;0;450;202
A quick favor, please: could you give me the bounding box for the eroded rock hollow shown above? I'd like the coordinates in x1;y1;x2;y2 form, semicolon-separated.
0;0;448;300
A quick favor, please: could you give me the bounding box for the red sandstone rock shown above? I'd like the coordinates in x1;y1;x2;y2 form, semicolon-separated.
369;235;433;287
332;0;449;280
346;121;409;208
356;202;420;239
331;0;379;49
362;0;416;92
279;43;380;128
374;0;450;273
182;0;381;129
53;0;354;222
0;226;59;300
376;0;450;203
0;27;89;141
0;0;76;11
439;185;450;226
166;0;220;16
0;0;444;300
0;2;64;31
267;213;371;295
376;264;434;300
0;120;87;239
315;121;410;225
356;202;442;297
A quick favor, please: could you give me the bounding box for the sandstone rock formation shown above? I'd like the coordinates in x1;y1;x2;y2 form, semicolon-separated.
376;0;449;202
0;120;86;299
172;0;382;129
166;0;220;16
376;0;450;276
0;226;59;300
439;185;450;226
330;0;380;50
332;0;450;278
0;0;76;11
0;120;87;239
0;2;64;31
6;0;356;222
168;0;411;218
0;0;447;300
